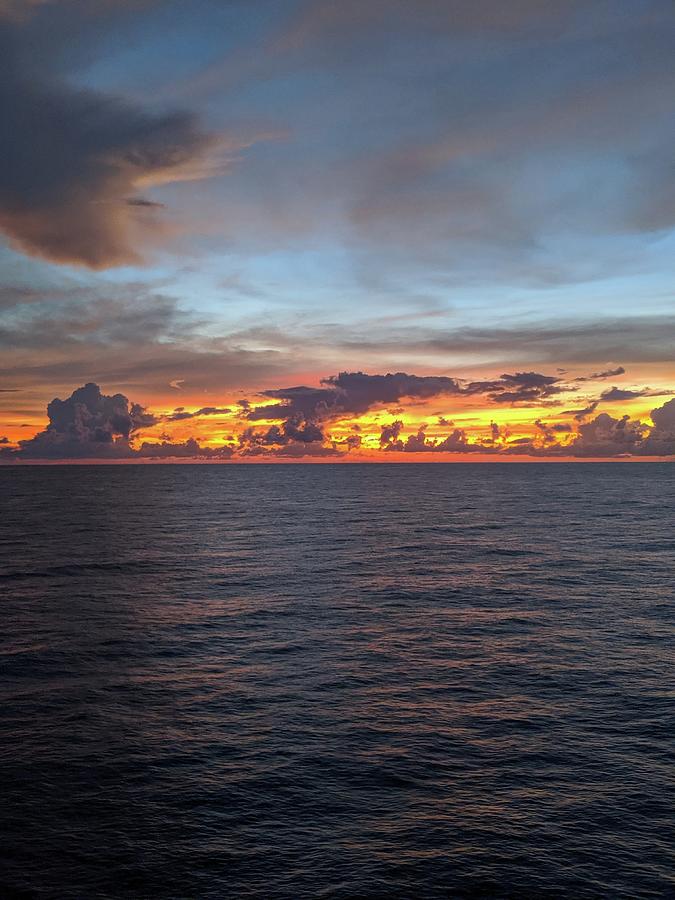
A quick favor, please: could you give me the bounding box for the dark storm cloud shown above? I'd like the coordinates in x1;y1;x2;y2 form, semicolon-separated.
18;381;156;458
0;2;215;267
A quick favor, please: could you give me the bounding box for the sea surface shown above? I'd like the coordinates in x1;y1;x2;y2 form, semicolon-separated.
1;463;674;899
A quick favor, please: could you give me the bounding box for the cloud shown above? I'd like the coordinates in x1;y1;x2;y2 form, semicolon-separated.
251;371;465;422
246;371;467;445
566;412;648;458
6;381;675;462
380;422;492;454
600;386;670;402
241;440;341;459
136;437;234;459
277;0;582;52
466;371;566;405
166;406;231;422
379;419;403;447
246;369;567;444
641;397;675;456
650;397;675;432
534;418;572;444
0;3;220;268
0;281;295;399
18;381;156;458
9;381;236;460
325;316;675;366
378;400;675;458
325;371;464;411
374;396;675;458
576;366;626;382
563;401;599;421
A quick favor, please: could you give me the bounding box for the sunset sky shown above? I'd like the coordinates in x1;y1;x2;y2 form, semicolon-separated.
1;0;674;461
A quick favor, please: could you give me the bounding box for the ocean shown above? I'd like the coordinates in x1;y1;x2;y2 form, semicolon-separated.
1;463;674;898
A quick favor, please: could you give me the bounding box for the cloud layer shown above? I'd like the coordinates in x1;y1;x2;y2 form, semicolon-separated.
4;380;675;461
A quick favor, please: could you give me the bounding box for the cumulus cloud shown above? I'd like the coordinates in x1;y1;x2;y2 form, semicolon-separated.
8;382;233;460
375;398;675;458
380;422;491;454
18;382;156;458
641;397;675;456
566;413;647;457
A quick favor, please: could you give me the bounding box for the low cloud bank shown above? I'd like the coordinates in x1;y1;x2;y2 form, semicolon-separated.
2;381;675;461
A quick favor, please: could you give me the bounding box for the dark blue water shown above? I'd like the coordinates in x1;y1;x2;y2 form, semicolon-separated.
1;463;674;899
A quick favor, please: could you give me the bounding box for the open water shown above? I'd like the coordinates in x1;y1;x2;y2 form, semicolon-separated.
1;463;674;898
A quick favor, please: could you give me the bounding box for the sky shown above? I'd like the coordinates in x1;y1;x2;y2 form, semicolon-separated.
0;0;674;461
